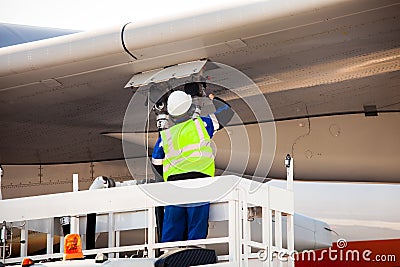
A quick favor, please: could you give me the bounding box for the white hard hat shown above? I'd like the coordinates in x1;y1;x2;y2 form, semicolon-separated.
167;91;192;116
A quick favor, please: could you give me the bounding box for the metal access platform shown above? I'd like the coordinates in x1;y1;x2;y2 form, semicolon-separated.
0;170;296;266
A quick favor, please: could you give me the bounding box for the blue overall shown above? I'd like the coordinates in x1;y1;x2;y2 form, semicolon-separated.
162;203;210;242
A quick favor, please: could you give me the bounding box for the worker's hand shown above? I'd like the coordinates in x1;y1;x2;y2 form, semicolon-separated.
208;93;215;100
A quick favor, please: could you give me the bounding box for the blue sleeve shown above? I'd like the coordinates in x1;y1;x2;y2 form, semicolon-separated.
212;97;233;128
152;136;165;161
201;116;215;138
214;103;230;115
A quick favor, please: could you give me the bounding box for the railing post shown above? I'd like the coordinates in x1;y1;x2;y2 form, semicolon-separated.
228;192;239;264
275;211;283;267
115;230;120;258
147;207;156;258
262;205;272;267
70;174;80;235
285;154;293;191
242;192;250;266
285;155;295;267
46;218;54;254
59;235;64;253
20;221;28;258
108;212;115;258
287;214;295;267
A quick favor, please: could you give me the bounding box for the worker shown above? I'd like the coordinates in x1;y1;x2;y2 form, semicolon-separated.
151;84;233;242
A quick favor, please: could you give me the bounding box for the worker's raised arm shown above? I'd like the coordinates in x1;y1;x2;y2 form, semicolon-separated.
209;94;234;131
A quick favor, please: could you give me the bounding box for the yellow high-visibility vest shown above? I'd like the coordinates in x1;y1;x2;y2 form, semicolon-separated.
160;118;215;181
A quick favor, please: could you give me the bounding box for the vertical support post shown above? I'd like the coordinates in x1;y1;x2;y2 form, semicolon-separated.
285;155;293;191
262;205;272;267
241;189;250;266
81;234;86;250
115;231;120;258
20;221;28;258
46;218;54;254
70;216;79;234
60;235;64;253
228;197;239;264
70;174;80;234
285;155;295;267
147;207;156;258
108;212;115;258
287;214;295;267
238;197;244;267
72;173;79;192
275;211;283;267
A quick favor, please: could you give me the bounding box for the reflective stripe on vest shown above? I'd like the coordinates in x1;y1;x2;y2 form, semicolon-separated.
160;118;215;181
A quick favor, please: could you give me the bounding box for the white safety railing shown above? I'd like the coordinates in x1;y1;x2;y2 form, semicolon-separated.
0;174;294;267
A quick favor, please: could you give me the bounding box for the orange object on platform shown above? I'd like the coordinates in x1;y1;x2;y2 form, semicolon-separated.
21;257;34;266
63;233;84;260
296;239;400;267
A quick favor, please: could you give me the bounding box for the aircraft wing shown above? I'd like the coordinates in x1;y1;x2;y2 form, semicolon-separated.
0;0;399;182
